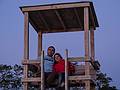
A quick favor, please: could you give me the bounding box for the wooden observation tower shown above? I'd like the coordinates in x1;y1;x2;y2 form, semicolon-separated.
20;1;100;90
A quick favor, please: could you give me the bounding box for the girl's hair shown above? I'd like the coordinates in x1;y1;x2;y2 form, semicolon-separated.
53;53;63;63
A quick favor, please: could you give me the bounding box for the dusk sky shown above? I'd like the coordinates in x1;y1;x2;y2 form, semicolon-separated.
0;0;120;89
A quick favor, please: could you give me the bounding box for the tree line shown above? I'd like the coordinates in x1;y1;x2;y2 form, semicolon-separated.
0;64;117;90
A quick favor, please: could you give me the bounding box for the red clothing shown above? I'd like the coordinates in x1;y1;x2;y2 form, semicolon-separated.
53;59;65;73
53;59;75;74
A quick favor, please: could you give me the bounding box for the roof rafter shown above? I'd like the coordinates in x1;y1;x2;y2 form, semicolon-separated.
38;12;50;31
74;8;83;29
54;10;66;30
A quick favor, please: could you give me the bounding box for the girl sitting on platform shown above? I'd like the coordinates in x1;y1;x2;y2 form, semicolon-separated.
53;53;75;87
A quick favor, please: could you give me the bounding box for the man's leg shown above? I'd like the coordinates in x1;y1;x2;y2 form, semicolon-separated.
46;72;57;86
45;72;51;87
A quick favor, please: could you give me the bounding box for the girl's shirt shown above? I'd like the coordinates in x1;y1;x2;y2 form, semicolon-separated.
53;59;65;73
53;59;75;74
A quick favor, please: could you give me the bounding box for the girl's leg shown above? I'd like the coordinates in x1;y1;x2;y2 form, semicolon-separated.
58;73;65;87
61;73;65;82
58;73;62;85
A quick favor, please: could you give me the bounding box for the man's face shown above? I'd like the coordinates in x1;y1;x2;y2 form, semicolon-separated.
47;47;55;57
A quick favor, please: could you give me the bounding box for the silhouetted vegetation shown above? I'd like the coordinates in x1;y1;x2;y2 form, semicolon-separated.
97;71;117;90
0;64;118;90
0;64;23;89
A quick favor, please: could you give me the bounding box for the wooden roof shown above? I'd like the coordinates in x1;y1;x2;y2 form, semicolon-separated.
20;1;99;33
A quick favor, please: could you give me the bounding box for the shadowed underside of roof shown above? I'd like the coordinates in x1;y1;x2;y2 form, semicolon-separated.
20;1;99;33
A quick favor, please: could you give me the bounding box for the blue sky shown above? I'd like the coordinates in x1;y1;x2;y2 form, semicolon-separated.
0;0;120;89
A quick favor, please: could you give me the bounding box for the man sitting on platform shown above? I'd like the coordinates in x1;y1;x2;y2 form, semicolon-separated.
44;46;56;87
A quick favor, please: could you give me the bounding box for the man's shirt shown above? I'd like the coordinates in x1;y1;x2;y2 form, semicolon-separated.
44;55;54;72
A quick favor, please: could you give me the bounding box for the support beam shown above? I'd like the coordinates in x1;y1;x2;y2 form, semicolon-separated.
22;77;41;82
90;28;96;90
68;57;90;62
21;2;90;12
85;81;91;90
68;75;93;80
22;60;41;65
65;49;68;90
90;28;95;61
29;18;39;32
84;7;90;75
41;51;45;90
38;31;42;57
24;13;29;59
54;10;66;30
43;27;83;33
84;7;90;90
23;12;29;90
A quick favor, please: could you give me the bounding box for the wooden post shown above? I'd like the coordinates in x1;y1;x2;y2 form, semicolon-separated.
38;31;42;57
84;7;90;90
41;50;44;90
23;12;29;90
90;28;95;61
90;28;96;90
65;49;68;90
